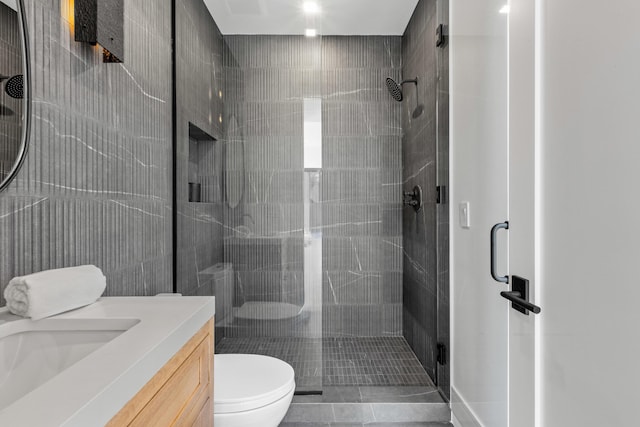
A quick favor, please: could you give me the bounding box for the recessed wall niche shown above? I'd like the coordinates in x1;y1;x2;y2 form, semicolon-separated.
188;122;220;203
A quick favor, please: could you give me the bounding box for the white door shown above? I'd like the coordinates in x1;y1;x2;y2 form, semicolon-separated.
451;0;538;425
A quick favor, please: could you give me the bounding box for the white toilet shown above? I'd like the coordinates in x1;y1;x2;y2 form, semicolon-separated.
214;354;295;427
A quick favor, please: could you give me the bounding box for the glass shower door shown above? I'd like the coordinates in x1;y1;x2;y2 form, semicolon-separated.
217;34;324;394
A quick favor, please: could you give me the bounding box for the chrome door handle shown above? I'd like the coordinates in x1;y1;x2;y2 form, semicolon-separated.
490;221;509;283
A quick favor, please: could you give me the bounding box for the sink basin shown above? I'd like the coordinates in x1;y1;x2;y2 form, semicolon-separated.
0;317;140;410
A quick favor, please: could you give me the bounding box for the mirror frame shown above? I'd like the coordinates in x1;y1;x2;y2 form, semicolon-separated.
0;0;30;192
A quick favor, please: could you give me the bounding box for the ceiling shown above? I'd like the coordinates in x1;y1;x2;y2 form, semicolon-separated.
0;0;17;11
203;0;419;36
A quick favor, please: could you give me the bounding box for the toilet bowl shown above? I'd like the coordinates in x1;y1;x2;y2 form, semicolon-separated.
214;354;295;427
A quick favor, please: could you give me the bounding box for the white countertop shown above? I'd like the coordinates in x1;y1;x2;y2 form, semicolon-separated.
0;296;215;426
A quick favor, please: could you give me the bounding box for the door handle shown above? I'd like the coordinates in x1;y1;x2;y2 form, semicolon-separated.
490;221;509;283
501;291;541;314
500;275;541;315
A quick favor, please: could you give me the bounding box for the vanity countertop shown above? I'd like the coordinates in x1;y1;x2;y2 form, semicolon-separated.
0;296;215;426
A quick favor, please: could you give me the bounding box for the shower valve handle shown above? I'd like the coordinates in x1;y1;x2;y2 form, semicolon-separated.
403;186;423;212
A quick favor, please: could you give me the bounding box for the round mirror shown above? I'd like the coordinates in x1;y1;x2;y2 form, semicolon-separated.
0;0;29;191
224;115;244;209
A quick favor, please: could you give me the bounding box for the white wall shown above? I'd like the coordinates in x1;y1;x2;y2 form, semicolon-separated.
539;0;640;425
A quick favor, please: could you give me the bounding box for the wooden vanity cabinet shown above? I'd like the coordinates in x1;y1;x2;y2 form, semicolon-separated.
107;319;214;427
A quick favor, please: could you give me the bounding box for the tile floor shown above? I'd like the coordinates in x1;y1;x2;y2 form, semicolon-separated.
280;423;452;427
216;336;433;390
323;338;433;387
217;337;451;426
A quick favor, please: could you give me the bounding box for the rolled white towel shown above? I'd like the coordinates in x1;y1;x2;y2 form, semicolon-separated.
3;265;106;320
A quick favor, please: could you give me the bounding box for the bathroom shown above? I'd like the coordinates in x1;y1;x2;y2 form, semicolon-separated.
2;0;640;426
178;0;450;423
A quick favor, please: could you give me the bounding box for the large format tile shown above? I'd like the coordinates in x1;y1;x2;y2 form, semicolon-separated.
282;402;450;424
401;0;443;390
370;403;450;423
280;423;453;427
0;0;173;305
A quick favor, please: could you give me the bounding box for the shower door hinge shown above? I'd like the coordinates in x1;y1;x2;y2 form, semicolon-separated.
437;343;447;365
436;24;447;48
436;185;447;204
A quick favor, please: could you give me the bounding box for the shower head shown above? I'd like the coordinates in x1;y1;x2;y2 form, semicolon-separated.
386;77;404;102
385;77;418;102
4;75;23;99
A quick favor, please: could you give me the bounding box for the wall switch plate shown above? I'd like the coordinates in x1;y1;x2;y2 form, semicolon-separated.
459;202;471;229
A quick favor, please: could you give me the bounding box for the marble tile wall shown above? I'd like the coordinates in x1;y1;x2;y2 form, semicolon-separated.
174;0;225;296
221;35;403;338
0;0;173;305
0;3;23;178
321;36;403;337
222;35;320;338
401;0;440;380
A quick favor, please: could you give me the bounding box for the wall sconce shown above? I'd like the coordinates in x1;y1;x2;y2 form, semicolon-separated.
74;0;124;63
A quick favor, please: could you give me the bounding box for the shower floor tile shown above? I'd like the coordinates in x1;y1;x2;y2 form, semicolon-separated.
216;336;433;389
322;337;433;387
216;337;323;390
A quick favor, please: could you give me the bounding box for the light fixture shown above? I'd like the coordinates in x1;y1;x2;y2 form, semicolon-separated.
303;1;320;14
305;29;317;37
499;4;510;14
74;0;125;62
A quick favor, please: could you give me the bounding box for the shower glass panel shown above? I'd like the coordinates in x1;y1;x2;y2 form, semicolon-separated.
217;36;324;393
174;0;448;407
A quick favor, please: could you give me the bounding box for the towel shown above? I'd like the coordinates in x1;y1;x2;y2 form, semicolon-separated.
3;265;106;320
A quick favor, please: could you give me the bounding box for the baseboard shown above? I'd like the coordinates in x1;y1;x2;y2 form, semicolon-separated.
450;387;482;427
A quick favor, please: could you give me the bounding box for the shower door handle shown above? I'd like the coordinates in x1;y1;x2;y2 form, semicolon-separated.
501;291;541;314
490;221;509;283
500;275;541;315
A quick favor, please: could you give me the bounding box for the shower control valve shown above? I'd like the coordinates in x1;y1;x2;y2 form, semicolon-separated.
403;185;423;212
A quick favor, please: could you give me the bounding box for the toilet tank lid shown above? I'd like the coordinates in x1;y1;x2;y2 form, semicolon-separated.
214;354;295;413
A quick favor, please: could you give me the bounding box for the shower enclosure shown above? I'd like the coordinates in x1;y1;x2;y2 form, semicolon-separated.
174;0;449;408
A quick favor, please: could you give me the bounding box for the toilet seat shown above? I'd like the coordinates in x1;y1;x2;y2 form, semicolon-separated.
214;354;295;414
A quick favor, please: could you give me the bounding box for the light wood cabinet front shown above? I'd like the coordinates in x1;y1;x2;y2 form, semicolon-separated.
107;319;214;427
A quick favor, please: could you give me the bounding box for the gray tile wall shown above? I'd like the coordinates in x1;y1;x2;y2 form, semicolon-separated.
321;36;403;337
223;35;320;338
221;35;403;338
0;4;23;178
401;0;439;380
174;0;225;297
0;0;173;305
